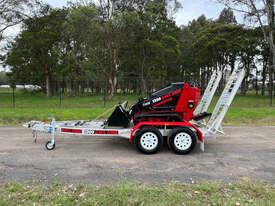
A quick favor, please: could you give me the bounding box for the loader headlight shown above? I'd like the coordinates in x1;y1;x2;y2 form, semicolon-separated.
188;101;194;109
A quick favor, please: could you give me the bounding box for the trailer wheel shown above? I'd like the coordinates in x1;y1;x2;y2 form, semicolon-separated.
45;141;55;150
135;127;163;154
168;127;197;155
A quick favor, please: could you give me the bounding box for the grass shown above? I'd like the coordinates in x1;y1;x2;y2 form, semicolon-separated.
210;94;275;125
0;89;274;125
0;180;274;206
0;90;138;125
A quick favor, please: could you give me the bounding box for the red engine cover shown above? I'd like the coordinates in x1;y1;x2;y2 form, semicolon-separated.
175;83;201;121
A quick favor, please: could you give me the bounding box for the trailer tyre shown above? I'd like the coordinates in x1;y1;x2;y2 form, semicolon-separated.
168;127;197;155
45;141;55;150
135;127;163;154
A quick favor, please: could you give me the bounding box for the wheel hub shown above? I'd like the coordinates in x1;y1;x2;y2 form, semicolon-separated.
174;132;192;151
140;132;158;150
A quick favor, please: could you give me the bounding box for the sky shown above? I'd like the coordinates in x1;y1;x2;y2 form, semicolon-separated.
42;0;242;26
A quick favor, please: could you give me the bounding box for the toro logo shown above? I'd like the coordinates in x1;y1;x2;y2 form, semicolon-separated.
152;97;161;103
142;101;151;107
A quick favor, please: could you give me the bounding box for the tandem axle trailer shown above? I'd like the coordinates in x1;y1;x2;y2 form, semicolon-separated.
24;67;245;154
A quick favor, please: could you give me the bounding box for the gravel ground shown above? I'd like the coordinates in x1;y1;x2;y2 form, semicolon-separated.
0;126;275;184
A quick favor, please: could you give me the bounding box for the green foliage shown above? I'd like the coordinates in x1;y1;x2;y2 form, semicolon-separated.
5;0;183;97
3;1;273;103
5;7;68;90
0;0;42;41
218;8;237;24
0;180;274;205
193;23;245;67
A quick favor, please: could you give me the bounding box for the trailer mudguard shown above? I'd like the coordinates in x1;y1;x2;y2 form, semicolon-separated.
129;121;204;143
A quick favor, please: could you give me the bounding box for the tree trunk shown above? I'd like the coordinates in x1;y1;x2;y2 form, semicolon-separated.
240;78;247;95
262;60;267;96
46;74;51;98
268;52;274;104
230;56;235;73
267;0;274;105
268;43;274;104
255;68;258;95
140;56;147;96
108;75;117;99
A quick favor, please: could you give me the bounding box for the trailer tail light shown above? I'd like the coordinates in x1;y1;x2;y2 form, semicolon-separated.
94;130;119;135
61;128;82;134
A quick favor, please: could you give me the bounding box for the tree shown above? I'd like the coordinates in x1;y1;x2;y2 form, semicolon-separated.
217;8;237;24
179;15;212;86
60;5;100;95
193;23;246;88
5;8;68;97
218;0;275;105
5;0;270;100
0;0;42;42
116;0;181;94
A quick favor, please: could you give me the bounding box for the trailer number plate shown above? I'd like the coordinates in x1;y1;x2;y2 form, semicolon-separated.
83;129;119;135
83;129;95;135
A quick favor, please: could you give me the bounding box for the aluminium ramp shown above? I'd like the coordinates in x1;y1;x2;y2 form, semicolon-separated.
194;70;222;116
203;67;245;137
